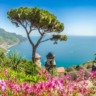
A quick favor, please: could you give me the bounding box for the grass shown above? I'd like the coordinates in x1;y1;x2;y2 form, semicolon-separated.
0;47;7;53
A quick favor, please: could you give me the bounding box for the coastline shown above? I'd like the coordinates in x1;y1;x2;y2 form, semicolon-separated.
0;41;19;54
6;41;20;54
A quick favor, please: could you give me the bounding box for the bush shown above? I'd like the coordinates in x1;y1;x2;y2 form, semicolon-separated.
0;51;40;76
0;68;43;83
18;60;40;75
0;68;95;96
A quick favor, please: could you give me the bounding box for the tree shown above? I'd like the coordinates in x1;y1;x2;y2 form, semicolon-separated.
7;7;67;63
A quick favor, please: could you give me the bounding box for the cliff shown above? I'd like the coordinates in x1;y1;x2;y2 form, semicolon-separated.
0;28;26;49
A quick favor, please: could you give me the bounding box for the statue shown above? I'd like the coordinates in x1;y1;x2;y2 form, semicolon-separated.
35;53;41;67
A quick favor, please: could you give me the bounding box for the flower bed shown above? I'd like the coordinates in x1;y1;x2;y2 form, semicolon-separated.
0;69;95;96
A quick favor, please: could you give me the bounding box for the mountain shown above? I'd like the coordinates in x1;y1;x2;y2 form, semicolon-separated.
0;28;26;48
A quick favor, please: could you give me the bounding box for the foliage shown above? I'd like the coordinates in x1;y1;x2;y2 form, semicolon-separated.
49;67;57;76
8;51;22;70
7;7;64;33
0;68;43;83
7;7;67;62
0;51;39;76
0;51;96;95
19;60;40;75
0;51;11;67
0;51;5;59
51;35;67;44
0;47;7;53
0;69;95;96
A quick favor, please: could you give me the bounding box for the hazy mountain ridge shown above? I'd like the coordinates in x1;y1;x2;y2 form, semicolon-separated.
0;28;26;48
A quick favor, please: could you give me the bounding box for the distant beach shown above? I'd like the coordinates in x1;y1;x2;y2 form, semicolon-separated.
0;41;19;54
7;42;19;53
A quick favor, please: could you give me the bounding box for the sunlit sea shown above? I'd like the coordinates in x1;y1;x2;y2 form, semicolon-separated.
8;36;96;68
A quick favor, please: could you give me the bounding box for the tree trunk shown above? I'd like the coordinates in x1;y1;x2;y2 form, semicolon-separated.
32;47;36;63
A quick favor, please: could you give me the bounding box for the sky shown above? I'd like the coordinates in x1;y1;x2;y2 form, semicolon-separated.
0;0;96;36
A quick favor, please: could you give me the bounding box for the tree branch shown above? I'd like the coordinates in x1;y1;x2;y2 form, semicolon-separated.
19;20;34;47
35;28;46;47
38;28;43;35
28;28;36;34
28;25;32;34
40;38;52;43
27;33;35;47
35;33;45;47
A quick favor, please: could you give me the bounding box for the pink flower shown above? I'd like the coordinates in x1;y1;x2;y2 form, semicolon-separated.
4;68;8;76
90;71;96;80
0;80;6;91
13;84;21;92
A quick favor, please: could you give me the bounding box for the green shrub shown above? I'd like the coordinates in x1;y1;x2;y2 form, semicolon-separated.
8;51;22;70
49;67;57;76
19;61;41;75
0;68;43;83
0;51;41;76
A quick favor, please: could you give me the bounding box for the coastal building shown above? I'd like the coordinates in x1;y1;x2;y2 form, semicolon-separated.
35;53;41;67
56;67;65;77
45;52;56;71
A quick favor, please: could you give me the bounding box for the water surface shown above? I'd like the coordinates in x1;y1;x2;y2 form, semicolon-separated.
8;36;96;68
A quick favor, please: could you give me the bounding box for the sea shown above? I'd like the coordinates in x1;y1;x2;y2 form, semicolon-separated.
8;36;96;68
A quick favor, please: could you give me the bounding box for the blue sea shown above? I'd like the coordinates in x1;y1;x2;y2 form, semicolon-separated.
8;36;96;68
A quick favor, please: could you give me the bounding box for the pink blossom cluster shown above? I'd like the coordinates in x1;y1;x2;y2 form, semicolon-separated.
0;69;95;96
90;71;96;80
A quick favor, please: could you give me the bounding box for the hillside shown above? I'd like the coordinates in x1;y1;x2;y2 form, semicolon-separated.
0;28;26;48
64;60;96;80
